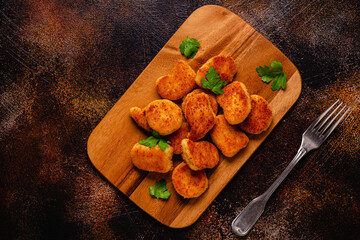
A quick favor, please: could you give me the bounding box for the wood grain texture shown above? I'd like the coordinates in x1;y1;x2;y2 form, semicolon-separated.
87;5;301;228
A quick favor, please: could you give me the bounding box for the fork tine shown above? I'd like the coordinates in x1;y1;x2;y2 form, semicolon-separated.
309;99;339;128
317;101;343;130
322;106;351;138
320;104;346;134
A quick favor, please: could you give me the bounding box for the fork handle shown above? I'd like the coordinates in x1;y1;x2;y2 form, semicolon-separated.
232;147;308;236
263;147;307;199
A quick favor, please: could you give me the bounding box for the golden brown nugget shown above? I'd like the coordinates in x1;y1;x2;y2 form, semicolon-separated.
216;81;251;125
130;107;151;132
172;162;208;198
181;139;219;170
195;55;237;88
210;115;249;157
239;95;273;134
130;143;173;173
167;122;190;154
156;60;197;100
145;99;183;136
183;88;218;115
182;93;216;141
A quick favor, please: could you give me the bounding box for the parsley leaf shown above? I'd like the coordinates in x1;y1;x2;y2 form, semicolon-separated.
158;139;171;151
271;72;287;91
138;130;171;151
149;179;171;200
201;66;227;95
256;61;287;91
152;130;162;139
138;136;158;148
179;37;200;58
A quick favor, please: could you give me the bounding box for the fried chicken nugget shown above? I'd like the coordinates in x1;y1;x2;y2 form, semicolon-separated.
239;95;273;134
183;88;218;114
130;107;151;132
195;55;237;88
172;162;208;198
210;115;249;157
182;93;216;141
181;139;219;170
156;60;197;100
216;81;251;125
167;122;190;154
130;143;173;173
145;99;183;136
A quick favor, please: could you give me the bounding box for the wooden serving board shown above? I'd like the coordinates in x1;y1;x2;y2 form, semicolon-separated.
87;5;301;228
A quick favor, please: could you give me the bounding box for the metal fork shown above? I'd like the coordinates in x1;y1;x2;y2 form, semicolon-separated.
231;100;351;237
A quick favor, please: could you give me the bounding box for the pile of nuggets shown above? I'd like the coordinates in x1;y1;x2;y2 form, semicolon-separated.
130;56;273;198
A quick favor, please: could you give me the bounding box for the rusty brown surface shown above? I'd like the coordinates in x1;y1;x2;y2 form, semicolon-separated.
0;0;359;239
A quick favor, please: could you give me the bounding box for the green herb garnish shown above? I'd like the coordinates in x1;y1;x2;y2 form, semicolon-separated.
138;130;171;151
256;61;287;91
201;66;227;95
149;179;171;200
179;37;200;58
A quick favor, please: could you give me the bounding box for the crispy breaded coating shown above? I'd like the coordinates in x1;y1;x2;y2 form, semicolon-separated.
239;95;273;134
195;55;237;88
181;139;219;170
167;122;190;154
183;88;218;114
210;115;249;157
130;143;173;173
130;107;151;132
145;99;183;136
216;81;251;125
172;162;208;198
182;93;216;141
156;60;197;100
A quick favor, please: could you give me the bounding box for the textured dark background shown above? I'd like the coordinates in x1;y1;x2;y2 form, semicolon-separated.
1;0;359;239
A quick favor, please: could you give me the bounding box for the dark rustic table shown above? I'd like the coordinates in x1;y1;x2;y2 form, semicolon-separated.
1;0;359;239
